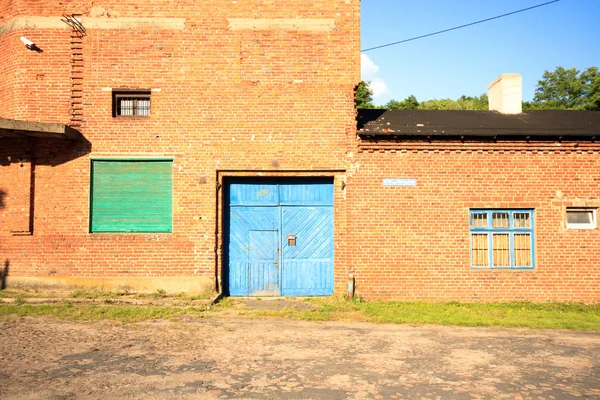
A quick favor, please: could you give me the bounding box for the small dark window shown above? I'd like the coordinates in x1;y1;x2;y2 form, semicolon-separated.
112;90;151;117
566;208;596;229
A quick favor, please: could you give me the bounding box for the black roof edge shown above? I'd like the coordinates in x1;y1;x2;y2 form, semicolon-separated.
356;109;600;139
358;133;598;141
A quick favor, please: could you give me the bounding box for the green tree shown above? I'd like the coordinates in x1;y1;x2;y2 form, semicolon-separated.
458;94;489;110
385;95;419;110
533;66;592;109
417;98;458;110
417;94;488;111
355;81;375;109
381;93;487;111
356;67;600;111
581;66;600;110
522;101;556;111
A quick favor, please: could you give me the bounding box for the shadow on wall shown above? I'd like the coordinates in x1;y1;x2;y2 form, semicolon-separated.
1;127;91;168
34;133;92;167
1;191;7;290
0;130;91;235
1;260;8;290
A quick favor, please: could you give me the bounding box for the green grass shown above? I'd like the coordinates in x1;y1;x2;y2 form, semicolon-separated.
0;290;42;298
0;303;210;323
360;301;600;330
252;298;600;331
185;293;213;301
69;289;214;301
1;297;599;330
70;289;119;299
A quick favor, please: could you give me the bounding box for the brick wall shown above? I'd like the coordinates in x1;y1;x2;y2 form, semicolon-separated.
347;141;600;303
0;0;360;292
2;1;598;302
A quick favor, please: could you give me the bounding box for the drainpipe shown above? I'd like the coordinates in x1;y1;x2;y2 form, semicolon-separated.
347;270;355;299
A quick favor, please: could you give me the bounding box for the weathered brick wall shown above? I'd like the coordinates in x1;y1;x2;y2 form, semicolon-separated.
0;0;360;292
3;1;597;302
0;139;32;233
0;0;73;122
347;141;600;303
0;30;19;119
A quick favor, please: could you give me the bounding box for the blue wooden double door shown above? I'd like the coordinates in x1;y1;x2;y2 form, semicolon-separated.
226;178;334;297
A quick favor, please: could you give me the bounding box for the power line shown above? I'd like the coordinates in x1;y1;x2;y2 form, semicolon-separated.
361;0;561;53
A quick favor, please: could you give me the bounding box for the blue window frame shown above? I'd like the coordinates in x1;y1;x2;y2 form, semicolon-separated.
470;209;534;269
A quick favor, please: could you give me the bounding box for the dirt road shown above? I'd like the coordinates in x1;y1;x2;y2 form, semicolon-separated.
1;314;599;399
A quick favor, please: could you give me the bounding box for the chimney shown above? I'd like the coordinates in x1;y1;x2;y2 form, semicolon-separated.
488;73;522;114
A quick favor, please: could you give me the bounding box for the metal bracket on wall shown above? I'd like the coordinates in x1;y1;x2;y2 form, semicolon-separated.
61;14;87;36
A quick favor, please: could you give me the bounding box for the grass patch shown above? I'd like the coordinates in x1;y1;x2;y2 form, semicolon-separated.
70;290;119;299
0;290;42;299
69;289;213;301
252;298;600;331
214;297;236;308
0;303;210;323
0;290;24;298
186;292;213;301
1;298;599;330
359;301;600;330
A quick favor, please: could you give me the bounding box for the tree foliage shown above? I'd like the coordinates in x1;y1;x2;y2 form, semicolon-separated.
532;66;599;110
356;66;599;111
418;94;488;110
385;95;419;110
355;81;375;109
582;66;600;110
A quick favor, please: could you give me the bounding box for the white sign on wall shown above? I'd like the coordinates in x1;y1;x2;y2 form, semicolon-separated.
383;179;417;187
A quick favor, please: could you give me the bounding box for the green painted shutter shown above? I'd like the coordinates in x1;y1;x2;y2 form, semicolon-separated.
91;161;172;232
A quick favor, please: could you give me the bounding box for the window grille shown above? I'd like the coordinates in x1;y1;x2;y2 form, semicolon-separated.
112;90;151;117
470;209;534;269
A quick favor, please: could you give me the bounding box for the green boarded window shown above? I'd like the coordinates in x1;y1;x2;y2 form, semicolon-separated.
91;160;173;233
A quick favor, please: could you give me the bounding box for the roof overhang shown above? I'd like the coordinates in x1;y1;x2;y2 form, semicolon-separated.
0;118;81;140
357;110;600;140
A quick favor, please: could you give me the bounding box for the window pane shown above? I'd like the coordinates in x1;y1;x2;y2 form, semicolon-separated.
567;211;592;225
136;99;151;116
513;212;531;228
492;212;509;228
119;99;134;115
492;233;510;267
116;95;151;117
471;234;489;266
471;213;488;228
514;234;532;267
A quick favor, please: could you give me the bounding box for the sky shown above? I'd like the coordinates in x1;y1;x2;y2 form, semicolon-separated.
360;0;600;105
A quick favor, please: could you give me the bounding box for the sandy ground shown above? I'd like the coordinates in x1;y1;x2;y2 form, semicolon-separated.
1;310;599;399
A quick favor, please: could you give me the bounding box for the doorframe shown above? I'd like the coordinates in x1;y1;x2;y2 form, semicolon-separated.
215;170;346;297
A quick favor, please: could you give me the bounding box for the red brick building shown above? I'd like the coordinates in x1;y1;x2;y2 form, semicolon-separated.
1;0;360;295
1;1;598;302
355;106;600;303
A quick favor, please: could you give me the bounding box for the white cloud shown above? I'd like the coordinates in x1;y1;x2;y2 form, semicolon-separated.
361;53;379;79
361;54;389;102
370;77;390;100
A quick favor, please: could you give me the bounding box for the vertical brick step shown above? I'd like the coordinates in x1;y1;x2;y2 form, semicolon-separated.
69;29;84;127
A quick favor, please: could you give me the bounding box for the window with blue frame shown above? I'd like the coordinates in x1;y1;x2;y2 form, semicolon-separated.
470;209;534;269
